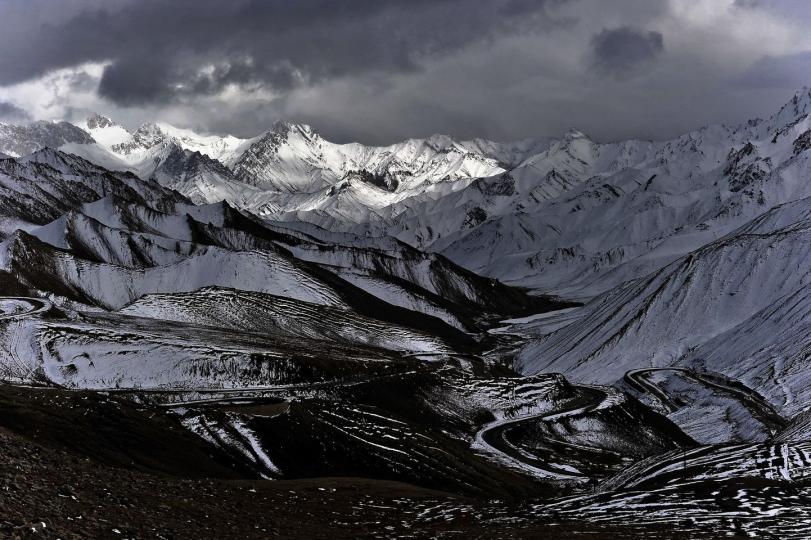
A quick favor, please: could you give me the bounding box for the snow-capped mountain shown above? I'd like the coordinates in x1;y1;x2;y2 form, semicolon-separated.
0;113;531;214
0;120;93;157
77;113;255;164
1;90;811;307
77;113;132;148
0;148;176;238
229;123;509;195
2;90;811;387
58;115;262;207
0;149;562;386
516;194;811;384
3;89;811;539
108;120;255;165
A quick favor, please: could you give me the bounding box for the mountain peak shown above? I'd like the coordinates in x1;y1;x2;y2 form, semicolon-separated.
131;122;168;148
768;87;811;132
787;87;811;111
134;121;163;134
423;134;457;151
563;128;588;141
271;121;317;139
85;113;117;131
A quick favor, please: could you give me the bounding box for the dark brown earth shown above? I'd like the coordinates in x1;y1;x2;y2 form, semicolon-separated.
0;384;693;539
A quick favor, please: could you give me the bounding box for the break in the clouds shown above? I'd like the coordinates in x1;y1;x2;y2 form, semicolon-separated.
0;0;810;143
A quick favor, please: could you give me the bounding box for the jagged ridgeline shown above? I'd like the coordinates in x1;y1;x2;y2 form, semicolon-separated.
0;148;569;389
3;90;811;306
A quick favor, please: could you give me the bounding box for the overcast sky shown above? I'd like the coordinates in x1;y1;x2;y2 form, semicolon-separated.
0;0;810;144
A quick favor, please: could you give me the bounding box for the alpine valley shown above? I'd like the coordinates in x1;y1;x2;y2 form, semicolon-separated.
2;89;811;538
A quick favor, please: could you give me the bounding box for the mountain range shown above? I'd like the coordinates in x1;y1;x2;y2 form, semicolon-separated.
5;91;811;301
2;89;811;537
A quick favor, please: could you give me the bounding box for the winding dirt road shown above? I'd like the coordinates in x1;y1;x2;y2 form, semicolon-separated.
625;367;787;434
0;297;51;320
474;385;611;481
0;297;52;384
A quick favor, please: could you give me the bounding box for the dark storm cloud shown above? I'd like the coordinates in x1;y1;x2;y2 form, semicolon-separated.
737;51;811;89
0;101;31;122
1;0;810;144
588;26;664;76
0;0;566;105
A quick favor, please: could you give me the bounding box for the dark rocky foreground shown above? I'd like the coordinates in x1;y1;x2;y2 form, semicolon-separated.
0;384;688;539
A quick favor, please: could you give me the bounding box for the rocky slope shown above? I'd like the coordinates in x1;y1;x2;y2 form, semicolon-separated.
0;149;567;389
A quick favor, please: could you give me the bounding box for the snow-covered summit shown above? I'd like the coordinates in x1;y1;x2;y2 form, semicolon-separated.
766;87;811;133
85;113;116;130
3;89;811;302
77;113;132;150
98;120;255;165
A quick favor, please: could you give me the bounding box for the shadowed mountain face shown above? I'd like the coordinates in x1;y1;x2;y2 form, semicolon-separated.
2;90;811;537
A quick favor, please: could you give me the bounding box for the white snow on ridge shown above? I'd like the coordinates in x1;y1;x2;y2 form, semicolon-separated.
77;114;132;148
0;90;809;309
149;122;257;164
9;91;803;307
